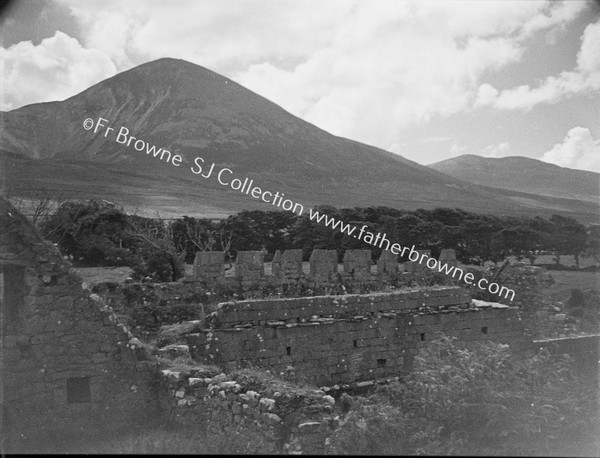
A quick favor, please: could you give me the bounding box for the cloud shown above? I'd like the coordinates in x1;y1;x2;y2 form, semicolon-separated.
421;136;452;144
0;31;115;110
482;142;511;158
450;142;467;156
476;18;600;111
2;0;593;169
542;127;600;172
45;0;587;147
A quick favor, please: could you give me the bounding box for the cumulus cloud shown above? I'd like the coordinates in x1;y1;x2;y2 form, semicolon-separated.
0;31;115;110
476;18;600;111
44;0;587;149
542;127;600;172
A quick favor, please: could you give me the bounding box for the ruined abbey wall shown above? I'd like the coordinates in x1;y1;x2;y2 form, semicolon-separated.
0;199;155;445
191;247;455;291
187;287;525;386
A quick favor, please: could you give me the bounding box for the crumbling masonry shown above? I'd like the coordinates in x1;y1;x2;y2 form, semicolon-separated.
0;198;532;451
187;287;525;386
0;198;155;445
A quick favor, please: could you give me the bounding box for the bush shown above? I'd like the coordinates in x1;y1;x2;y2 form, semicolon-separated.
326;400;408;455
41;200;135;266
131;239;186;282
328;336;598;456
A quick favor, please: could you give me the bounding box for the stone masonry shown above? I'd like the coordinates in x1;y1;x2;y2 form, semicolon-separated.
187;286;525;385
271;249;303;283
192;250;225;281
192;246;460;291
309;249;338;282
0;198;155;445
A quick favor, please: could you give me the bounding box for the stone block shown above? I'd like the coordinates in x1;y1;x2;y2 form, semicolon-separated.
343;250;371;279
235;251;265;278
193;251;225;280
309;250;337;279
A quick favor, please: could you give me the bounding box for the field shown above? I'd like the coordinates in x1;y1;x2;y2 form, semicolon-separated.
75;266;133;285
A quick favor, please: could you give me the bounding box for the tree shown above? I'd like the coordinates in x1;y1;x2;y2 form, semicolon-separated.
584;224;600;265
490;225;545;264
8;187;65;231
41;200;134;265
457;215;503;264
549;215;587;266
125;214;186;282
171;217;233;263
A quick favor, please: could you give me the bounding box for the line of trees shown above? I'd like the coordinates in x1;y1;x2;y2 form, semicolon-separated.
16;197;598;281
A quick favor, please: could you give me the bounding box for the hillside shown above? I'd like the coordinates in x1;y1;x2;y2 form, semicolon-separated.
429;154;599;203
1;58;598;222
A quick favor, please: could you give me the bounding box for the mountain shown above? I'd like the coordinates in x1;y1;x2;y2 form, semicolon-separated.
428;154;599;203
1;58;598;222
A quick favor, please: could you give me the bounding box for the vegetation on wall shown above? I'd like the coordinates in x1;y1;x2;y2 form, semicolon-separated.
327;335;598;456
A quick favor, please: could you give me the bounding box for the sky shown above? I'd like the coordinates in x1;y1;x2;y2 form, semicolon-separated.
1;0;599;172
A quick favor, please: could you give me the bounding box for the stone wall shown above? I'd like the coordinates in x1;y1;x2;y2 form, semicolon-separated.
0;198;156;447
187;287;525;385
191;247;458;291
159;367;338;454
272;249;303;283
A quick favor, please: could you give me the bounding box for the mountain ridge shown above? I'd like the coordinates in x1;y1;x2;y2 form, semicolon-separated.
1;58;598;222
428;154;599;203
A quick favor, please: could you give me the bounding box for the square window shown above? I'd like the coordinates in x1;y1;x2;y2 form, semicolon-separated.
481;326;488;334
377;358;386;368
67;377;91;403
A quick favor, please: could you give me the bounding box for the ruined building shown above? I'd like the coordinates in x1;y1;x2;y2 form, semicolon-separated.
0;198;154;444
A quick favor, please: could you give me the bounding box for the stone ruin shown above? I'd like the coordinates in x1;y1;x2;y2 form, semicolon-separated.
187;286;525;386
10;195;590;454
0;197;467;451
0;198;155;447
191;246;459;289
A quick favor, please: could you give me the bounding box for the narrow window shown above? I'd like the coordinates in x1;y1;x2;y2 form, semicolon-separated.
286;346;291;356
420;333;426;341
377;358;386;368
481;326;488;334
353;340;358;348
67;377;91;403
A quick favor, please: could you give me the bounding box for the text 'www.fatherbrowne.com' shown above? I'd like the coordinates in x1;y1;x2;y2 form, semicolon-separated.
307;209;516;302
83;115;515;301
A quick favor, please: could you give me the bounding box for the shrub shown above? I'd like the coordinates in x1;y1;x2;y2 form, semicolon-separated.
328;335;598;456
326;399;408;455
130;239;186;282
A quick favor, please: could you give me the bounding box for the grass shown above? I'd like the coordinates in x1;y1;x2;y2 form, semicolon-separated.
534;254;598;269
74;266;133;284
10;425;214;454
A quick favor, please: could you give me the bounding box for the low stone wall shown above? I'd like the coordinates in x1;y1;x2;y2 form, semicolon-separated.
213;286;471;328
160;368;338;454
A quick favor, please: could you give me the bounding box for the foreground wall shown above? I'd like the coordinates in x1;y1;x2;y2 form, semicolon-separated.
188;287;525;385
160;368;337;454
0;198;156;446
